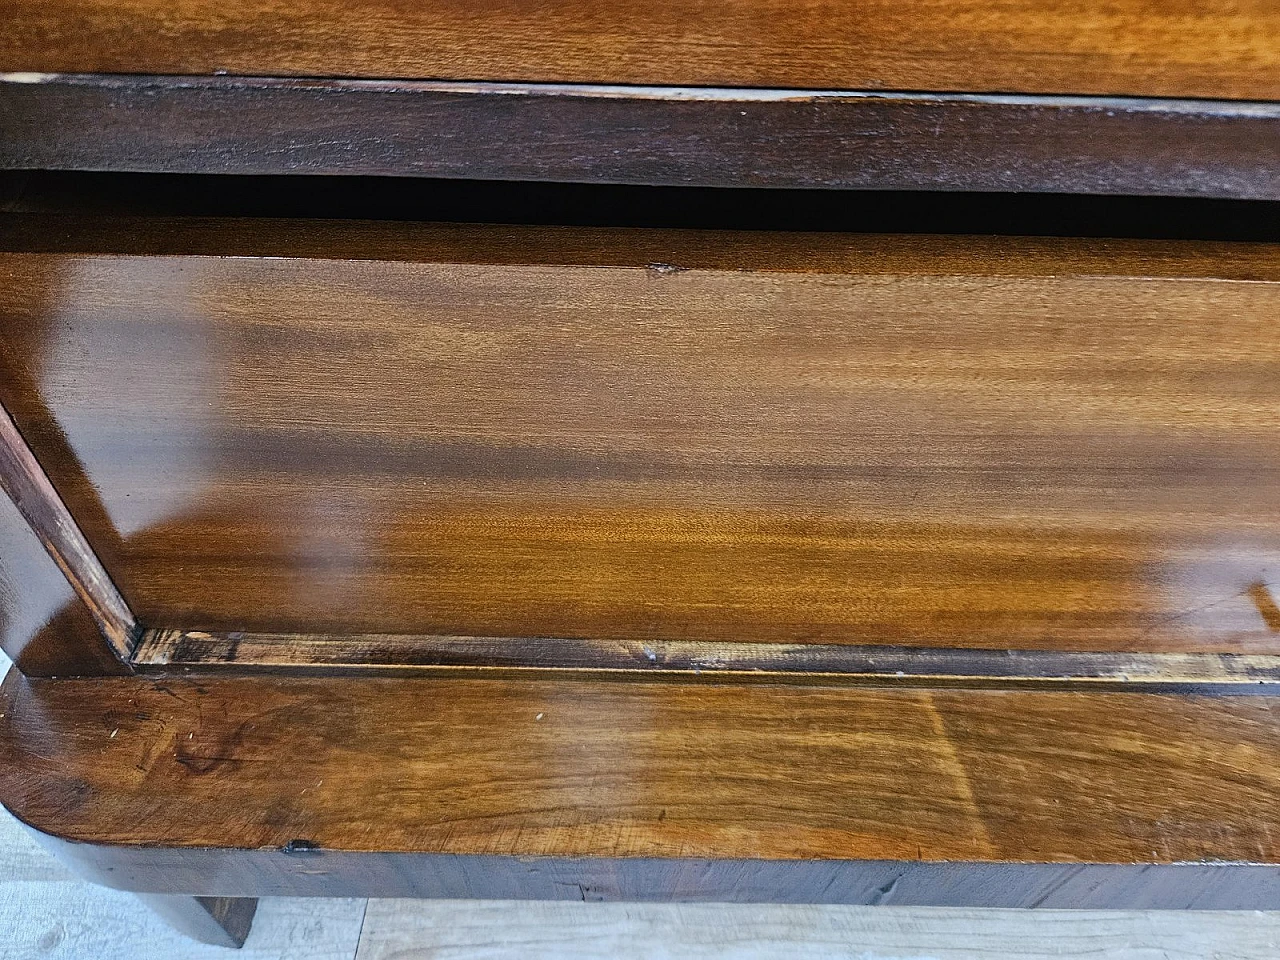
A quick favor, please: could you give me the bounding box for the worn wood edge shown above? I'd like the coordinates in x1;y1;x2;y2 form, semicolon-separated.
7;670;1280;896
3;74;1279;199
131;629;1280;692
7;73;1280;114
9;778;1279;902
15;826;1280;907
0;403;137;665
5;215;1280;283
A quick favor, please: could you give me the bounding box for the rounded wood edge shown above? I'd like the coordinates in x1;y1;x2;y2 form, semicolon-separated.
6;667;1280;908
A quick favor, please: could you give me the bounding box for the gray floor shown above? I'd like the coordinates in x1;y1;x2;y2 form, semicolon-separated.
3;651;1280;959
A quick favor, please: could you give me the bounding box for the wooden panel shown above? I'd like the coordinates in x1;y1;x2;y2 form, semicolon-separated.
0;465;128;676
2;218;1280;654
2;1;1278;100
0;403;137;662
0;259;134;676
5;76;1280;201
5;673;1280;874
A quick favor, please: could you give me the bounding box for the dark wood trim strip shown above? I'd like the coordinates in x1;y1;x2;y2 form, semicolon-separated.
0;402;137;662
134;629;1280;692
5;214;1280;276
39;839;1280;909
3;73;1280;200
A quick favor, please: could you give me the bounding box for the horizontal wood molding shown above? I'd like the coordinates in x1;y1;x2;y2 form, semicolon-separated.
0;470;131;677
136;629;1280;693
2;0;1277;100
30;841;1280;909
7;670;1280;905
0;403;137;666
2;75;1279;199
5;216;1280;276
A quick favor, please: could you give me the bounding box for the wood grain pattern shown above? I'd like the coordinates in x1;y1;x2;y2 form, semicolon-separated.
6;671;1280;904
0;476;127;675
3;218;1280;655
0;403;136;667
1;1;1278;100
5;76;1280;200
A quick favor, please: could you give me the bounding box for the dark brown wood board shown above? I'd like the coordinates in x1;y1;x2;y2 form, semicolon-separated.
0;483;128;675
3;77;1280;199
3;217;1280;656
5;671;1280;906
2;0;1278;100
0;404;136;663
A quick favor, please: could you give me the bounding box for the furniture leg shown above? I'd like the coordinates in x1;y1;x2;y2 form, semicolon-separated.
133;894;258;948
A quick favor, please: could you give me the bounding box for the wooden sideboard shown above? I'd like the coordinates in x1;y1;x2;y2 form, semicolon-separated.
2;0;1279;947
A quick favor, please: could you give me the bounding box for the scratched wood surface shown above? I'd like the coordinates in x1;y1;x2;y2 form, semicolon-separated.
2;218;1280;656
5;671;1280;870
2;0;1278;100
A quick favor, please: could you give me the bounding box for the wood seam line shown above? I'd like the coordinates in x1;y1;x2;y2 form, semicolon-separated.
133;629;1280;691
4;75;1280;201
7;74;1280;112
0;400;138;664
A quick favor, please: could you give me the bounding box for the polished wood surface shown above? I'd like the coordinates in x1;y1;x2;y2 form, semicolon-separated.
6;77;1280;200
2;218;1280;655
6;672;1280;880
0;403;136;661
0;481;126;675
2;1;1278;100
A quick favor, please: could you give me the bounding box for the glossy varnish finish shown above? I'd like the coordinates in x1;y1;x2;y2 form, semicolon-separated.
5;672;1280;868
2;218;1280;655
0;481;125;675
5;76;1280;200
0;262;135;676
0;403;136;662
2;0;1278;100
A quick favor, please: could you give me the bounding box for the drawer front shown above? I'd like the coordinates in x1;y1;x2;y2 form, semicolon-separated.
2;220;1280;657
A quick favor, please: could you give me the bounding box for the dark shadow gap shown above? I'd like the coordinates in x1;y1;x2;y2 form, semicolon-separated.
3;171;1277;242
